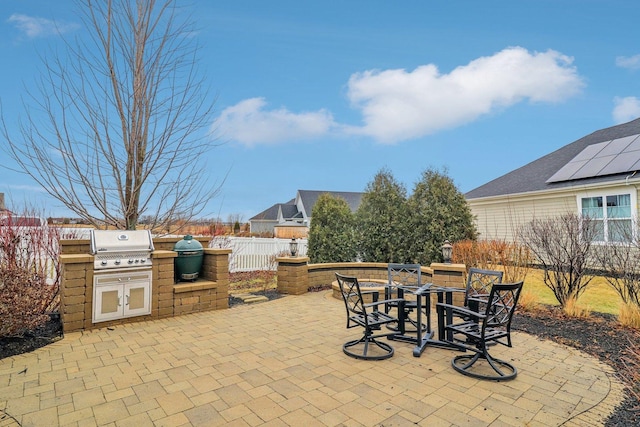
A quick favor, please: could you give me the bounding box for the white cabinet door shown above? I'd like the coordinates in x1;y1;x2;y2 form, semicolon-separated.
93;269;152;323
94;284;124;323
124;282;151;317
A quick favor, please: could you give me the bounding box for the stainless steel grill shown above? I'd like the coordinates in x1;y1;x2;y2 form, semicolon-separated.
90;229;155;323
90;229;154;270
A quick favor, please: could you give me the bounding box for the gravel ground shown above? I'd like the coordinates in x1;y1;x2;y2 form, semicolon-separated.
2;297;638;425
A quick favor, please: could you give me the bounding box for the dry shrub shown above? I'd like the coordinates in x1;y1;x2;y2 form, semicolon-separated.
562;297;591;318
453;239;531;282
0;211;60;338
0;267;56;337
517;290;540;313
618;303;640;329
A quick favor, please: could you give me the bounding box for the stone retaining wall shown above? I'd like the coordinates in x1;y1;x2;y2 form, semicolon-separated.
276;257;466;298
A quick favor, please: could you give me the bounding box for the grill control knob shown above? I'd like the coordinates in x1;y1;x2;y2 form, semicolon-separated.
114;260;121;265
128;259;134;264
101;260;107;266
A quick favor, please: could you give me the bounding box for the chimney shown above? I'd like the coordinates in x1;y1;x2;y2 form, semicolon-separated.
0;193;4;211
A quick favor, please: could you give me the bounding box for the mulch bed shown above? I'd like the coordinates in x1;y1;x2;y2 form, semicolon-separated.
2;297;639;425
512;306;640;426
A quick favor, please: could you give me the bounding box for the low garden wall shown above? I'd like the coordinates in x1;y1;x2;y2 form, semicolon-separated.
276;256;467;303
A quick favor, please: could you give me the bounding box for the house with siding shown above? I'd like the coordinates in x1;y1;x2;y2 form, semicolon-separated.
249;190;364;237
466;118;640;242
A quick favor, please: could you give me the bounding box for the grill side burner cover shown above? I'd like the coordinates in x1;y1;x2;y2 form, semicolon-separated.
90;229;154;270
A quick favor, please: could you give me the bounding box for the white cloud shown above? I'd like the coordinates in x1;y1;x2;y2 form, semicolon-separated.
615;54;640;70
7;14;78;39
216;47;584;146
613;97;640;123
346;47;584;143
216;97;336;146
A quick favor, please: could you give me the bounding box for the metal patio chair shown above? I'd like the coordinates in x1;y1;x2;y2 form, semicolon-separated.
335;273;404;360
461;267;504;320
385;263;428;333
437;281;524;380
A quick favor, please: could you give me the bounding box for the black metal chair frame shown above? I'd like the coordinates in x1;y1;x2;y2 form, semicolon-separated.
437;281;523;381
462;268;504;319
385;263;428;333
336;273;405;360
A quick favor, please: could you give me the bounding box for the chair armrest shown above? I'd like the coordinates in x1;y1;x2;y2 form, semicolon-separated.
425;286;465;295
361;290;379;303
436;302;487;320
413;284;433;295
467;295;489;302
364;298;404;309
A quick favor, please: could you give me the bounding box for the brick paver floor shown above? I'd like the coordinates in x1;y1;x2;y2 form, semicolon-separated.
0;291;625;426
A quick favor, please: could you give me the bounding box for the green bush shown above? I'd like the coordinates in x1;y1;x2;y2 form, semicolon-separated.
308;193;357;263
356;169;409;262
406;168;477;264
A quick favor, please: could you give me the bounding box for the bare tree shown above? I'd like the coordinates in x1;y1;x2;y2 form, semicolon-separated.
1;0;220;231
518;213;598;307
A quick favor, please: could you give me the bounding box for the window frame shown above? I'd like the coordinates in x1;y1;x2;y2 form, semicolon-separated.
576;188;637;244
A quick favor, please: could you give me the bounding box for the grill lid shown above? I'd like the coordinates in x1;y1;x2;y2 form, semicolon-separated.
90;229;155;254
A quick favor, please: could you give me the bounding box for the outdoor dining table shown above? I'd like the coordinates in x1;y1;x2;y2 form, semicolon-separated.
388;283;466;357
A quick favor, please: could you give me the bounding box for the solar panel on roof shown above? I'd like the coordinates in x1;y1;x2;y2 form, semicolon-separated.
546;134;640;183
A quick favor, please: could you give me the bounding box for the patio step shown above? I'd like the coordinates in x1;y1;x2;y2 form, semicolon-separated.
232;293;270;304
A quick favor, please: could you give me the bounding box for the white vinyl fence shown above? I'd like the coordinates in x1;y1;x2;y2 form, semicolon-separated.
210;236;308;272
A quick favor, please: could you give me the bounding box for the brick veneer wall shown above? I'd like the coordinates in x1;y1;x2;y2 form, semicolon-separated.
59;238;230;333
276;258;466;297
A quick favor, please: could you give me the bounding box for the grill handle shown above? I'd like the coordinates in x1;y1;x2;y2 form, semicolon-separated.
179;251;201;256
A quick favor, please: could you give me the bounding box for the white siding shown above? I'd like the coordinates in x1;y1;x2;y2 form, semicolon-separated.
469;194;576;241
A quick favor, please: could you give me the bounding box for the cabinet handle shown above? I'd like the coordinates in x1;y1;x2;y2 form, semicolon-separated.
118;296;122;307
125;294;129;306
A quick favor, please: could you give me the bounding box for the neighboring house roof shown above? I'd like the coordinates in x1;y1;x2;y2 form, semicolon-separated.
466;117;640;199
297;190;363;217
279;203;300;219
249;190;365;227
249;199;295;221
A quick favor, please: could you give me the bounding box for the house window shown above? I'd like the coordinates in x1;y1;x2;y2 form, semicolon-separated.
580;193;633;243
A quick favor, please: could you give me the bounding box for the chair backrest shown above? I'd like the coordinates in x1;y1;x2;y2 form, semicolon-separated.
387;263;422;288
335;273;367;328
481;281;523;332
465;268;504;307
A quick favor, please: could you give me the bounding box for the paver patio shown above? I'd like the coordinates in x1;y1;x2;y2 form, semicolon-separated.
0;291;625;426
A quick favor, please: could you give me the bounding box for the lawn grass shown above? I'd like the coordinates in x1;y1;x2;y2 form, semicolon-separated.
228;267;626;316
523;268;624;315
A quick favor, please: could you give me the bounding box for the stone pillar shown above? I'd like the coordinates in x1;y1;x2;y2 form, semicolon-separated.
152;250;177;318
276;256;309;295
59;254;93;333
202;248;231;309
430;263;467;306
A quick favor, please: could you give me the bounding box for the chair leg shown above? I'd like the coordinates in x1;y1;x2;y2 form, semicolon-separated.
451;345;517;381
343;333;394;360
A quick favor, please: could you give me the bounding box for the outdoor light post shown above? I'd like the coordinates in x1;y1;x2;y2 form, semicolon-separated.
289;238;298;257
441;240;453;264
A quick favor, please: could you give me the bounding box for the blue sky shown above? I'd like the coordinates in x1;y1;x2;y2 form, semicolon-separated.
1;0;640;222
